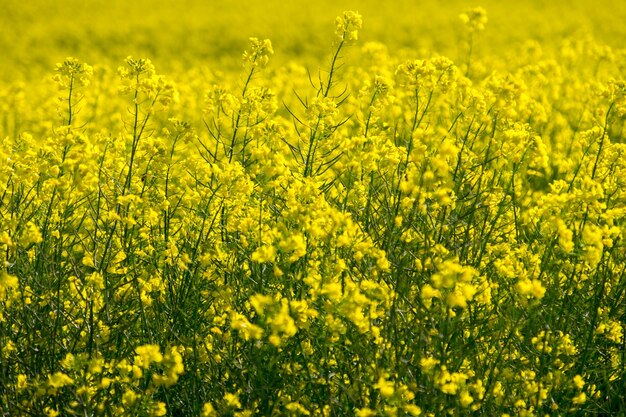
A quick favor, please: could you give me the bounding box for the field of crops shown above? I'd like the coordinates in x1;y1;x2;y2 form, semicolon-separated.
1;0;626;416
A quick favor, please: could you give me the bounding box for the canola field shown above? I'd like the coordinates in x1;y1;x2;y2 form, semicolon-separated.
1;0;626;416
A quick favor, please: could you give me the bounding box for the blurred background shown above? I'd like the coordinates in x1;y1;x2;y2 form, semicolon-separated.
1;0;626;81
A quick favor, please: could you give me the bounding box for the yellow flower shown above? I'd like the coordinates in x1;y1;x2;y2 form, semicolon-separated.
224;392;242;409
44;407;60;417
16;374;27;390
446;291;467;309
53;57;93;88
356;408;376;417
516;278;546;299
251;245;276;263
420;357;440;374
573;375;585;390
48;372;74;389
122;389;138;406
152;402;167;416
268;298;298;343
572;392;587;405
459;7;488;32
403;404;422;416
459;391;474;407
278;233;307;262
243;38;274;67
231;312;264;340
152;347;184;387
374;375;395;398
202;403;217;417
20;221;43;245
420;284;441;308
135;344;163;369
285;402;311;415
249;294;273;315
335;11;363;41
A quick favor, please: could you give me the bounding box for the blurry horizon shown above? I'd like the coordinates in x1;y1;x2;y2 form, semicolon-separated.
2;0;626;81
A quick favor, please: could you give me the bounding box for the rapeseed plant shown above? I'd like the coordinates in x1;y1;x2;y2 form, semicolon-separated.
0;4;626;417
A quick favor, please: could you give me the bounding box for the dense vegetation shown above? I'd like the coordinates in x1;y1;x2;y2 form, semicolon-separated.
1;2;625;416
